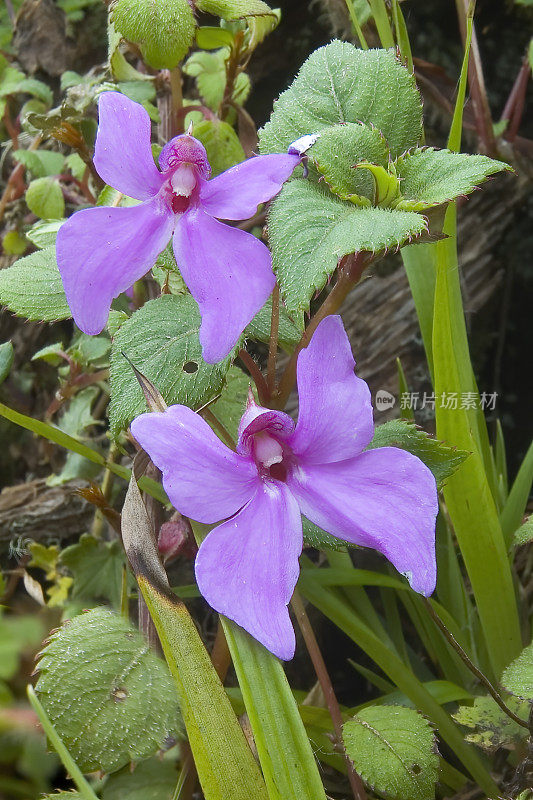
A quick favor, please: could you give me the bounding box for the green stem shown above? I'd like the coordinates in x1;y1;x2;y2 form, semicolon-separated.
343;0;369;49
27;686;99;800
368;0;394;48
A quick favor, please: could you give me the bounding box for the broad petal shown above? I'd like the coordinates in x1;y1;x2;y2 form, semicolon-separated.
200;154;300;220
195;481;302;659
56;198;174;335
130;405;259;524
94;92;164;201
173;208;275;363
288;447;438;595
237;400;294;457
288;315;374;465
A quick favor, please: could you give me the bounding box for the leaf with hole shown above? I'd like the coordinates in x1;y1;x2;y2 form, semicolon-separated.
343;705;439;800
109;294;233;438
267;179;427;315
35;607;182;773
259;43;422;160
0;247;71;322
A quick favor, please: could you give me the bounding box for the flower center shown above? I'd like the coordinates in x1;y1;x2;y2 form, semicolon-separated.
253;432;288;482
169;163;197;214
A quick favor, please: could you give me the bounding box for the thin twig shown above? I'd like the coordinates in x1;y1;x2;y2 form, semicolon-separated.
291;589;368;800
238;348;269;405
423;598;529;729
267;284;280;394
505;56;531;142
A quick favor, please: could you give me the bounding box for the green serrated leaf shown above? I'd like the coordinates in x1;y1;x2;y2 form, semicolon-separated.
26;219;64;249
14;149;65;178
184;50;250;111
109;294;232;438
453;694;528;751
0;246;71;321
245;295;302;352
394;148;511;211
17;77;54;105
308;123;390;204
35;607;182;773
268;179;426;315
259;44;422;160
514;515;533;546
196;0;274;18
26;177;65;219
102;758;177;800
192;118;245;176
367;419;469;489
501;642;533;702
60;534;125;609
111;0;196;69
343;705;439;800
0;341;14;385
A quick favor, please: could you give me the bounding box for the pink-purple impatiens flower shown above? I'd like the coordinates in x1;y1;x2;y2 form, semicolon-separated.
131;315;438;660
56;91;300;363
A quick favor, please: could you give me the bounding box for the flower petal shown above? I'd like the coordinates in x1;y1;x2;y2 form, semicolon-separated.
200;154;300;220
237;399;294;457
173;207;275;363
288;447;438;595
288;315;374;465
195;481;302;660
56;197;174;335
159;134;211;179
94;92;165;201
130;405;259;524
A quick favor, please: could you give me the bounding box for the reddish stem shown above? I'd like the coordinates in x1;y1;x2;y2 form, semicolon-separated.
238;348;270;405
502;55;531;143
267;284;280;394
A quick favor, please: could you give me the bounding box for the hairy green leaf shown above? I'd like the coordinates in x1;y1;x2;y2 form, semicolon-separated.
102;758;177;800
514;515;533;546
368;419;469;488
260;43;422;160
0;247;71;321
308;122;390;204
268;179;426;315
111;0;196;69
26;177;65;219
501;642;533;702
394;148;511;211
453;695;528;751
35;607;182;773
109;294;232;437
343;705;439;800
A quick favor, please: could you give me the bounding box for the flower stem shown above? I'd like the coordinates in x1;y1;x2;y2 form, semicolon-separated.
267;284;280;394
423;598;529;729
274;252;369;409
343;0;369;49
291;589;368;800
238;348;270;405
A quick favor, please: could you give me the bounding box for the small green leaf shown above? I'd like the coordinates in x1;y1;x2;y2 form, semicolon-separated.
196;0;274;18
453;695;528;751
26;219;64;249
343;705;439;800
367;419;469;489
192;118;245;176
102;758;177;800
268;179;426;315
501;642;533;702
208;365;249;440
14;149;65;178
35;607;182;774
245;295;302;352
0;341;14;385
514;515;533;546
109;294;233;437
2;230;27;254
111;0;196;69
66;152;87;181
394;148;511;211
26;177;65;219
196;25;235;49
17;77;54;105
357;161;401;207
57;387;98;437
60;534;126;610
260;44;422;160
184;50;250;111
0;246;71;321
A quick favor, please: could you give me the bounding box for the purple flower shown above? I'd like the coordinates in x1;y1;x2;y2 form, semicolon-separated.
131;315;438;659
56;91;300;363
